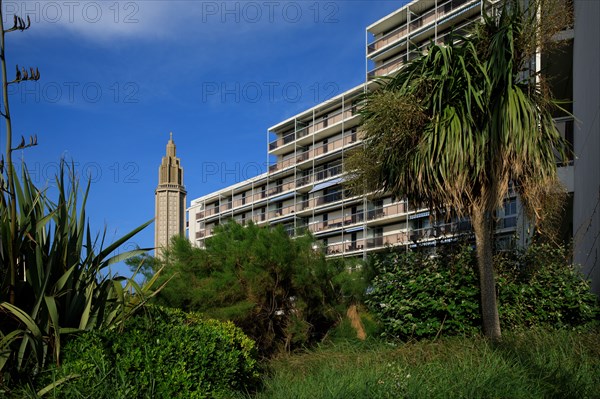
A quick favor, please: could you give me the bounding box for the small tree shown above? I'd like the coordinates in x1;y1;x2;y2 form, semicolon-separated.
347;0;571;340
150;221;349;354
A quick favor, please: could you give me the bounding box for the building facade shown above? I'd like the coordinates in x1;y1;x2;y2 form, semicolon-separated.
155;133;187;256
188;0;598;292
572;0;599;293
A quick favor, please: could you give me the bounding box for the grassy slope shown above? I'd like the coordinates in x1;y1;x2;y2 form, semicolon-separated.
238;328;600;399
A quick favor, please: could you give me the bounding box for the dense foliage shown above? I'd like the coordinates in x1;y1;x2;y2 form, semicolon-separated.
143;221;362;354
347;0;573;340
366;244;598;340
37;307;259;398
496;244;599;328
0;166;156;389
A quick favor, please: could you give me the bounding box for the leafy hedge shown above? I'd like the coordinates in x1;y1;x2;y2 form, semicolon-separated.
366;244;599;340
496;244;599;328
40;307;260;398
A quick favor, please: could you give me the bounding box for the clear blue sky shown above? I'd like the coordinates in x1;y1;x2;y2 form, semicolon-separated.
2;0;406;275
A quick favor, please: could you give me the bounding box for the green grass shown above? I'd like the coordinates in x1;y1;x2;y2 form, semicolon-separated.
236;328;600;399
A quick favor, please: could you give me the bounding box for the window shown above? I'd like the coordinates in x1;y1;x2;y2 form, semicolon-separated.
323;187;342;204
502;199;517;228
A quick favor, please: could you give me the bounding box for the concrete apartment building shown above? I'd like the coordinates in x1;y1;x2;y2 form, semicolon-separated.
187;0;599;292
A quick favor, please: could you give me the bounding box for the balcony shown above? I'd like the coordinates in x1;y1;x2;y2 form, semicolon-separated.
269;131;295;151
368;4;480;78
268;203;297;220
367;0;475;56
325;231;412;255
268;129;362;174
409;221;472;243
316;191;343;206
267;180;295;198
309;210;364;233
252;213;267;223
268;108;357;152
367;202;407;221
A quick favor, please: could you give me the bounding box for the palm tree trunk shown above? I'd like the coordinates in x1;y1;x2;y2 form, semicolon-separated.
471;205;501;340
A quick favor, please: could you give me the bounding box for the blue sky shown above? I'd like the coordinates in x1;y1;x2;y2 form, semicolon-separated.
2;0;406;274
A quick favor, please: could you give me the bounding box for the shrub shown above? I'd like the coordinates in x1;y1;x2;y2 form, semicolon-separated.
496;243;599;328
0;164;155;389
365;246;481;340
39;307;260;398
146;221;353;355
366;244;599;340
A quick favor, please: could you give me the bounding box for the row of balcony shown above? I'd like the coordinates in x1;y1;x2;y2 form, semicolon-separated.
324;220;473;255
196;164;347;220
368;17;478;78
197;201;414;240
268;130;361;173
196;212;523;252
198;187;415;230
269;108;357;151
367;0;473;55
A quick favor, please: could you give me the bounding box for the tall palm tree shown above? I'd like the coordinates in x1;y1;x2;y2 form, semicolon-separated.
348;0;570;340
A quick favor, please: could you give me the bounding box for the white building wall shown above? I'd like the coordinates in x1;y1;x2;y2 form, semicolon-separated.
573;0;600;294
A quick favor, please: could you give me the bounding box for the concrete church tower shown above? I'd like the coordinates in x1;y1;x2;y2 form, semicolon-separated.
155;133;186;257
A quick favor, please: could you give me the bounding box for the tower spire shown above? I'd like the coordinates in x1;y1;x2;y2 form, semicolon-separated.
155;132;186;257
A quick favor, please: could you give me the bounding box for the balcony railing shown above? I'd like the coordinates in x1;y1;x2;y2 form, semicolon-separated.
316;191;344;206
309;210;365;233
268;202;297;219
268;130;361;174
325;231;409;254
296;164;342;188
269;131;296;151
367;0;474;55
409;221;472;242
268;108;357;151
367;202;407;220
368;3;479;78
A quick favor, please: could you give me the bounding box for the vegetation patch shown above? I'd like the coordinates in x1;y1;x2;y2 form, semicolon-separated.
366;244;598;340
237;329;600;399
36;307;260;399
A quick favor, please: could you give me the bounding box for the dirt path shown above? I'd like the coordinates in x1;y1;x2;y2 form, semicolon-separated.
346;304;366;340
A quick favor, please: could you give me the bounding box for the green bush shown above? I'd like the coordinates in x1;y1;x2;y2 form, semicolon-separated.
496;243;599;328
365;246;481;339
39;307;260;398
144;221;356;355
366;244;599;340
